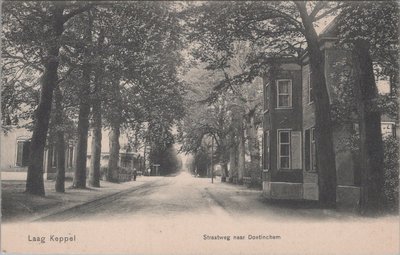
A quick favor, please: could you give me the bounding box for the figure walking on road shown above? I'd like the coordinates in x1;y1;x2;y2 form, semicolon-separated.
133;168;137;181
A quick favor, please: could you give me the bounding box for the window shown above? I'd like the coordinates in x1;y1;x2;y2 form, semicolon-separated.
278;130;302;170
16;140;30;167
305;128;316;171
311;128;316;171
381;122;396;138
50;147;57;167
376;78;392;96
264;131;270;170
264;83;270;111
66;145;74;168
355;122;396;138
278;130;291;169
276;79;292;108
353;123;360;135
305;130;310;170
308;70;314;103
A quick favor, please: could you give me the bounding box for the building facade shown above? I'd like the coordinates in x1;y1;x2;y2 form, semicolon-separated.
0;127;75;179
1;127;144;180
262;28;398;208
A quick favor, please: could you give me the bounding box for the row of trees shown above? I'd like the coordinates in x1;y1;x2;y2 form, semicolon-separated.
178;42;263;186
177;1;398;214
2;2;185;195
2;1;398;214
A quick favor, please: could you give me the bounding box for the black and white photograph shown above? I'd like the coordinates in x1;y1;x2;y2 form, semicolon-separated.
1;1;399;254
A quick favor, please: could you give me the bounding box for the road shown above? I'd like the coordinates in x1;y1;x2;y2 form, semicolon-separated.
2;171;398;255
37;171;343;222
37;171;259;222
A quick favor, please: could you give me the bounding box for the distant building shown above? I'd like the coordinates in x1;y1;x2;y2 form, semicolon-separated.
1;127;144;180
261;21;398;208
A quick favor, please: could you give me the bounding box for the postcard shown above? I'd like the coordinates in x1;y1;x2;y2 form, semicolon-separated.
1;1;399;254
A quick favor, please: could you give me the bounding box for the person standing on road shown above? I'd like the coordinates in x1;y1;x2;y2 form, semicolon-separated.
133;168;137;181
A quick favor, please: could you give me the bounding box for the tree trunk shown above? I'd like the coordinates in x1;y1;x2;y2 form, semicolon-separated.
230;106;242;183
107;125;120;182
89;99;102;187
352;39;385;215
89;29;105;187
106;78;122;182
217;137;229;182
25;6;64;196
144;141;147;173
297;4;337;208
54;86;66;192
246;109;261;186
237;121;245;184
73;12;93;189
221;162;228;182
229;135;237;183
73;64;91;188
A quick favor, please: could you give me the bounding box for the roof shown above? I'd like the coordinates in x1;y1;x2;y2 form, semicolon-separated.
300;16;340;61
319;16;339;39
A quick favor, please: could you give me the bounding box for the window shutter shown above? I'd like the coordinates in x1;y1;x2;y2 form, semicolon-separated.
22;141;31;166
16;141;24;166
264;131;269;170
305;130;310;170
291;131;302;169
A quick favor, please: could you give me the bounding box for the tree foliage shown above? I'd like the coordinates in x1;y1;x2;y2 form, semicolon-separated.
2;1;185;193
183;1;341;204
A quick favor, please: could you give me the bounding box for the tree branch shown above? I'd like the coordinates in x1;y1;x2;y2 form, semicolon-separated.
269;7;304;32
314;4;343;21
2;49;44;72
309;2;327;20
63;4;94;23
57;66;75;85
211;133;220;147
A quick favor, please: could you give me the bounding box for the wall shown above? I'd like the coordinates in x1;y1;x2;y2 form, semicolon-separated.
86;129;130;156
301;63;318;198
325;47;357;186
301;63;316;130
1;126;143;175
263;62;303;183
86;128;132;168
1;127;32;171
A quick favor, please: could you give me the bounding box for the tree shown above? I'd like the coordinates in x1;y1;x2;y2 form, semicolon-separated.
185;1;342;207
88;16;106;187
62;2;185;184
72;11;94;189
106;78;123;182
46;67;78;193
149;131;181;176
223;42;264;185
192;145;211;177
351;40;385;215
104;2;185;180
294;1;339;208
3;2;185;192
178;46;264;184
53;85;66;192
88;50;104;187
24;3;64;195
88;66;104;186
56;4;109;188
335;1;399;214
2;2;93;195
178;62;245;182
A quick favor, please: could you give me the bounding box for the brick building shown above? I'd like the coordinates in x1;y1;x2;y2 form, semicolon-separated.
261;23;398;208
